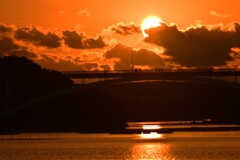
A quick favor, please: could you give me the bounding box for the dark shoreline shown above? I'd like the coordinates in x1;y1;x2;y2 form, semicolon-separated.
1;125;240;135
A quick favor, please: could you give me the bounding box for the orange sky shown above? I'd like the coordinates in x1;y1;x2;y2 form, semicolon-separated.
0;0;240;70
1;0;239;33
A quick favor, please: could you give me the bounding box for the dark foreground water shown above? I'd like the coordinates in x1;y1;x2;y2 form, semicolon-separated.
0;131;240;160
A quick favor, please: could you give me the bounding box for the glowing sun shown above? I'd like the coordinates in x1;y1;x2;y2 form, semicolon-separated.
141;16;162;37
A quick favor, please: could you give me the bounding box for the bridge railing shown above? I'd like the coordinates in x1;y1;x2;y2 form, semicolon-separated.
61;68;240;75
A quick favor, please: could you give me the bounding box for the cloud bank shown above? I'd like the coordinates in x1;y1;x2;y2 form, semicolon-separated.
62;31;106;49
106;22;141;36
106;43;164;70
1;22;240;70
0;24;108;71
0;24;13;33
0;37;37;58
145;22;240;67
15;26;62;48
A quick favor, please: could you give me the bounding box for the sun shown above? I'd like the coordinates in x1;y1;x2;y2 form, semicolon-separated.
141;16;162;37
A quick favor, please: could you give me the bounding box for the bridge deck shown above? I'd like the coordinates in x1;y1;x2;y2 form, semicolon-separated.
62;69;240;79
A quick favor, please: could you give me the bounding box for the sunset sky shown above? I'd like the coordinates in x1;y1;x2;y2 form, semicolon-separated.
0;0;240;70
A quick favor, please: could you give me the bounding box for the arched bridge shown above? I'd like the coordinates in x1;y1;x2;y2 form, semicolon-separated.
1;69;240;120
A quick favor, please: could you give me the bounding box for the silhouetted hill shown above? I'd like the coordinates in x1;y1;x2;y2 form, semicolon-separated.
0;55;42;73
0;79;240;133
0;56;74;112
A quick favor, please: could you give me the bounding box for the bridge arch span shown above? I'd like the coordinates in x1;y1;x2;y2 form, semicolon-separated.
0;76;239;120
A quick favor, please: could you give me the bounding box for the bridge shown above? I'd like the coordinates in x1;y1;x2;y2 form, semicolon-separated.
62;69;240;83
1;68;240;120
1;68;240;133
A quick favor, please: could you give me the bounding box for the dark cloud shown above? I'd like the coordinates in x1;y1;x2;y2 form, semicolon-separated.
0;37;37;58
62;31;84;49
109;22;141;35
0;24;12;33
100;64;111;70
14;27;61;48
63;30;106;49
0;37;19;56
38;54;99;71
82;63;98;70
106;43;164;70
85;36;106;49
11;50;38;58
145;23;240;67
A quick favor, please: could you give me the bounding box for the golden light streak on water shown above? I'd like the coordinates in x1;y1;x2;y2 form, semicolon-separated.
130;142;173;159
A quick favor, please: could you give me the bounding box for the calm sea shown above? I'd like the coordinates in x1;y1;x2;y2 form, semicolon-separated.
0;131;240;160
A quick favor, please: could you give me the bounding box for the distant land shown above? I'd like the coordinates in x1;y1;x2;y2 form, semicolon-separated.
0;56;240;133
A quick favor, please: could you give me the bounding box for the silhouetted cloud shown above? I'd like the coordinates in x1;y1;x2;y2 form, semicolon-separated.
0;24;12;33
1;21;240;70
63;30;106;49
38;54;99;71
106;43;164;70
14;27;61;48
0;24;14;39
100;64;111;70
0;37;38;58
0;37;19;56
62;31;84;49
145;23;240;67
107;22;141;35
82;63;98;70
12;50;38;58
86;36;106;48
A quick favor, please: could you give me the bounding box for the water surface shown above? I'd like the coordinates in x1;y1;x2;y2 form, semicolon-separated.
0;131;240;160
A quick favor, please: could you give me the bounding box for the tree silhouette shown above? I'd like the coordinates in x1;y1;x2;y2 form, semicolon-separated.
0;56;74;111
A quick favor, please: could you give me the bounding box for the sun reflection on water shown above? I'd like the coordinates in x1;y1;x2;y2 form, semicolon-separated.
130;142;173;160
140;132;162;139
127;132;175;160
